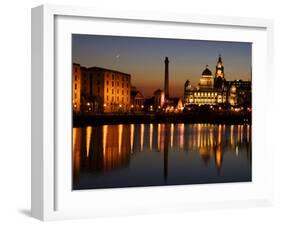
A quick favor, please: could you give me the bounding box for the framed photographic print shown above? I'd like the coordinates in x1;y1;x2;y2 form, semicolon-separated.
31;4;274;220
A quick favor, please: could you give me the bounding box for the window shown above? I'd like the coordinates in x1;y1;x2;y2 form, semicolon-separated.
74;84;77;90
112;89;114;94
122;90;124;95
117;89;119;94
98;87;100;93
75;75;77;81
122;83;124;88
112;81;114;86
107;88;109;93
117;97;119;101
106;80;109;85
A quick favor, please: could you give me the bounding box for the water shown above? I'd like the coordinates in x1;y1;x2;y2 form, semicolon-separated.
73;123;251;190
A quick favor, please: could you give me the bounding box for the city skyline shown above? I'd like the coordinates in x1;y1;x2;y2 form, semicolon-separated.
72;34;252;98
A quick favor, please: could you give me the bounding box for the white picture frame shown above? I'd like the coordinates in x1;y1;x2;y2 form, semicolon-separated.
31;4;274;221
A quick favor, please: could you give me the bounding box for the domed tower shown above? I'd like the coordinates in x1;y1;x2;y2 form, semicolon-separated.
214;54;226;90
199;65;214;90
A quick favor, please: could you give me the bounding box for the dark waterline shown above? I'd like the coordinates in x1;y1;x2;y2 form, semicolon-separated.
73;123;252;190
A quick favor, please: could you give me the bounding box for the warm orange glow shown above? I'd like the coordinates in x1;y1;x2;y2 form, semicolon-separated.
118;124;123;154
158;124;161;150
197;124;201;148
247;124;250;143
149;123;153;150
103;125;108;156
170;123;174;148
179;123;184;149
140;124;144;151
130;124;134;153
215;146;222;169
230;125;234;146
218;124;222;144
86;126;92;158
237;125;241;143
73;128;81;179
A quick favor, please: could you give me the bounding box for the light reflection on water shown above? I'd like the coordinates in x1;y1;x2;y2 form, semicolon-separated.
73;123;252;190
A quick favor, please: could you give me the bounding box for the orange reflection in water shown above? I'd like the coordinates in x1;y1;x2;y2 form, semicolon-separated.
170;123;174;148
130;124;135;152
73;123;252;181
149;124;153;150
86;126;92;158
140;124;144;151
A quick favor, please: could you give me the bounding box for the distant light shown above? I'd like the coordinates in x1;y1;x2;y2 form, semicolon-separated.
119;104;122;107
87;102;90;106
103;104;107;107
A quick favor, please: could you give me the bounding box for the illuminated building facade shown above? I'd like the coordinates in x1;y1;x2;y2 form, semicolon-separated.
72;64;131;113
154;89;165;110
226;80;251;106
184;59;228;106
184;55;250;107
131;90;145;112
72;63;83;112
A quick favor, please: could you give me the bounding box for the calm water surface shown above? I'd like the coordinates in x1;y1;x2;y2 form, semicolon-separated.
73;123;251;190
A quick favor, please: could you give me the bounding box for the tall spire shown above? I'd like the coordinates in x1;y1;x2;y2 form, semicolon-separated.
215;54;224;78
164;57;169;99
218;54;222;63
214;54;225;90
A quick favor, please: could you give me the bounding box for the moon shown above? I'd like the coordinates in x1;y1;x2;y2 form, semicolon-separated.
116;54;120;59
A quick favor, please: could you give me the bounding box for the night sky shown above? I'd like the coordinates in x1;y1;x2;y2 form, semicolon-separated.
72;34;252;98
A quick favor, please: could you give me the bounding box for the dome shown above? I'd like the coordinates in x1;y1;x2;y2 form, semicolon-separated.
202;67;212;75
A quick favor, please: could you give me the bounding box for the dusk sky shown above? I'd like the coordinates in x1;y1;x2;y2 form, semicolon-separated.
72;34;252;98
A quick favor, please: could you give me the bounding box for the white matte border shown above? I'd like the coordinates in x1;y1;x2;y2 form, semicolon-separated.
32;4;274;221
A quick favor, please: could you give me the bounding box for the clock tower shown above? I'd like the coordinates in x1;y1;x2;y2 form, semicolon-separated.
214;54;226;89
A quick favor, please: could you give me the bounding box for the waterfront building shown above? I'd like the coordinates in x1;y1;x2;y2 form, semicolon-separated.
184;55;251;107
198;66;214;90
163;98;184;112
131;90;145;112
154;89;165;110
72;63;83;112
72;63;131;113
184;62;228;106
85;67;131;112
226;80;251;106
214;54;226;90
